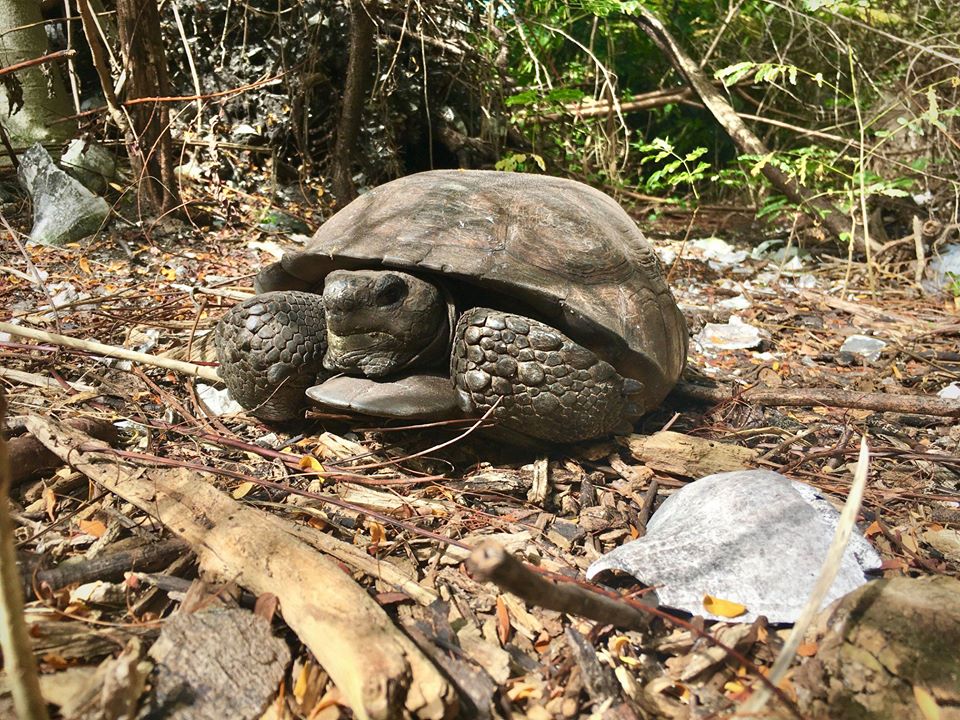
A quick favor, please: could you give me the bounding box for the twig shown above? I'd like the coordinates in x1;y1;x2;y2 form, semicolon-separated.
674;381;960;418
468;540;651;631
0;321;221;383
0;48;75;78
741;436;871;713
0;390;50;720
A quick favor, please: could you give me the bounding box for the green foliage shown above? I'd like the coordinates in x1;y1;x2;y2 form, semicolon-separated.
946;272;960;298
634;138;711;194
495;152;547;172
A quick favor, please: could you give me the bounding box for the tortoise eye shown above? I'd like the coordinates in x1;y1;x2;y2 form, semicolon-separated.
374;274;407;306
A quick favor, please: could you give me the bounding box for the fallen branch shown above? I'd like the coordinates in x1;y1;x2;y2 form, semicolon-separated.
468;540;652;632
27;538;190;599
0;322;221;383
23;416;456;720
467;540;802;718
8;417;118;488
674;381;960;418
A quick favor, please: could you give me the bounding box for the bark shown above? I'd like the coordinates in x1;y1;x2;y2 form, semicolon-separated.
0;0;74;146
114;0;180;214
628;9;864;248
331;0;376;204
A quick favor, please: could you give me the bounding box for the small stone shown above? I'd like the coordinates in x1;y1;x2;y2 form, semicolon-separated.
839;334;887;363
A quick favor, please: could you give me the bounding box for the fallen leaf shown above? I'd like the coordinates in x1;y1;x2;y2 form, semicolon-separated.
797;641;818;657
232;481;255;499
914;685;941;720
299;455;325;475
703;594;748;618
496;595;512;645
78;519;107;538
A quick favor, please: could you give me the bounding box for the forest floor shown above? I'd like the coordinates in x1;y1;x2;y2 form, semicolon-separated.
2;187;959;719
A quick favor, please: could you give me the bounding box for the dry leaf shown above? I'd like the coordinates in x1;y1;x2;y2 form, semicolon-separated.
78;257;92;275
797;641;818;657
78;519;107;538
232;481;255;499
496;595;512;645
43;485;57;521
703;594;748;618
299;455;326;475
914;685;942;720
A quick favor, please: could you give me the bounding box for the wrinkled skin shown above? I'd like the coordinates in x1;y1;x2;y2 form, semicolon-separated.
322;270;450;377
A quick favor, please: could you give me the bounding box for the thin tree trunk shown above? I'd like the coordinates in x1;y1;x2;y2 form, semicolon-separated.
114;0;180;214
628;9;864;249
331;0;376;204
0;0;74;146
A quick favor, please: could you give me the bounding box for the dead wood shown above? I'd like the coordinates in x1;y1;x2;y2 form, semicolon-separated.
147;608;290;720
0;390;49;720
467;540;652;632
8;416;118;488
622;430;759;478
626;8;864;249
0;321;221;383
22;415;457;720
27;538;189;599
674;380;960;417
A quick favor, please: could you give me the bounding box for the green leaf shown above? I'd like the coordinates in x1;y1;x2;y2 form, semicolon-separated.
505;90;538;107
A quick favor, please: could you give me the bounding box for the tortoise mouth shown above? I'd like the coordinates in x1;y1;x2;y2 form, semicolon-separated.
324;330;414;378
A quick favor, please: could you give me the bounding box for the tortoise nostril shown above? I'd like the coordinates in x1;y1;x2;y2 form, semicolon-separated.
374;274;408;306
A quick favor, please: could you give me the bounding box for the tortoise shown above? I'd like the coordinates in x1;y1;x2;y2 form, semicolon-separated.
214;170;687;442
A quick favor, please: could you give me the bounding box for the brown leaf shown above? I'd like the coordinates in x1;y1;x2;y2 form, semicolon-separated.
496;595;512;645
78;518;107;538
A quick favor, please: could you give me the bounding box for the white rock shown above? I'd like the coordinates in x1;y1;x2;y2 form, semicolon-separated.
587;470;882;623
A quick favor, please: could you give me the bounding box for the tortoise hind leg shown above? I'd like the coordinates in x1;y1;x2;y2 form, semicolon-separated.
451;308;629;442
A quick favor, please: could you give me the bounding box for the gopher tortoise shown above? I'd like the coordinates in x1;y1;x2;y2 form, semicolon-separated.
215;170;687;442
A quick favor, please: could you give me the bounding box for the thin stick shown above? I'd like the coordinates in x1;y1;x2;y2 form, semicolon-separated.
0;49;75;78
0;321;221;383
741;436;871;713
675;381;960;418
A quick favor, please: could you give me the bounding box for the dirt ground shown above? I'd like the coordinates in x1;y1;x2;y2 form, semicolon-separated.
2;193;959;719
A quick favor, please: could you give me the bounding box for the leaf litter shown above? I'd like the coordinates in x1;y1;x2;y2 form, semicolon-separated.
1;199;959;719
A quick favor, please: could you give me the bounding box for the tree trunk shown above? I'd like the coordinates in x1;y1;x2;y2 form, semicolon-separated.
628;9;864;249
114;0;180;214
0;0;74;147
331;0;376;204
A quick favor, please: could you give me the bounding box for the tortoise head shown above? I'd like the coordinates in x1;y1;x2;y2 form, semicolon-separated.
322;269;450;377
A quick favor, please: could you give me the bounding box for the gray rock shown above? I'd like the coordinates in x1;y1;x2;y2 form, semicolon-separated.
839;334;887;363
925;243;960;297
586;470;881;624
695;317;764;351
60;138;117;194
17;143;110;246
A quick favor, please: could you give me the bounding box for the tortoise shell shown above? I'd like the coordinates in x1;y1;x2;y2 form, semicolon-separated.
256;170;687;414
